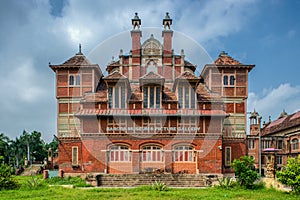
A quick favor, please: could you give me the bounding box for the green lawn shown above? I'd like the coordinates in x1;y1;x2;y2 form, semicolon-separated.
0;176;298;200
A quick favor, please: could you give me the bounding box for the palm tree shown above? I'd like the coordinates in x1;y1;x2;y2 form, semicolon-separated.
0;133;10;163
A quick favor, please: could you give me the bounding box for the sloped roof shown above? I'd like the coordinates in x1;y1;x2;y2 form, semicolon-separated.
214;51;242;65
140;71;164;80
176;71;200;80
262;110;300;136
104;71;128;80
62;53;92;65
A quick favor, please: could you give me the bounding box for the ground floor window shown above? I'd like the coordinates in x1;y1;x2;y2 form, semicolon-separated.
141;145;163;162
109;145;131;162
72;146;78;166
225;147;231;166
173;145;194;162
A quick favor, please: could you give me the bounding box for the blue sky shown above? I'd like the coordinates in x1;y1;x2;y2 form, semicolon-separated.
0;0;299;142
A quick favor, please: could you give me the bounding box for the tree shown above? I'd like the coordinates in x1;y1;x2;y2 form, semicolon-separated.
0;156;19;190
277;156;300;193
0;133;10;164
232;156;259;188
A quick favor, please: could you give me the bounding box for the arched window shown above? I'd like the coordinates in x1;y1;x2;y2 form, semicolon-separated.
109;145;131;162
223;75;228;85
69;75;74;85
230;75;235;85
173;145;194;162
141;145;163;162
292;139;299;150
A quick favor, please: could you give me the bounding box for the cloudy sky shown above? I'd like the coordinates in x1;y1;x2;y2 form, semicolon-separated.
0;0;300;142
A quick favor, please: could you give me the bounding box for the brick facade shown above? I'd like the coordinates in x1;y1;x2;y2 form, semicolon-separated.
50;13;254;175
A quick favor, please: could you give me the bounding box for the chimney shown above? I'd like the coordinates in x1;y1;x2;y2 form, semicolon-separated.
162;12;173;54
131;12;142;55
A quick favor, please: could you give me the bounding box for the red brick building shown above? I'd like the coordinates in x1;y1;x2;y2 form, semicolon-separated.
248;110;300;176
50;13;254;175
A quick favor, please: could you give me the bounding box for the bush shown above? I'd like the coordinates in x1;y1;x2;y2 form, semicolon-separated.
232;156;259;189
0;162;19;190
217;177;236;189
151;181;168;191
26;175;44;189
277;156;300;193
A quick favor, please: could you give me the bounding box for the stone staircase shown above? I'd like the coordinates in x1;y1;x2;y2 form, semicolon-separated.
92;174;221;187
21;165;43;176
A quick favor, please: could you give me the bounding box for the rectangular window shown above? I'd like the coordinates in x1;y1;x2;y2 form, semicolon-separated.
230;75;235;85
276;155;282;165
115;87;119;108
248;139;255;149
184;86;189;108
191;87;196;109
178;87;183;108
277;140;283;149
150;86;154;108
225;147;231;166
156;87;160;108
75;75;81;85
121;86;125;108
108;87;113;108
72;146;78;166
69;75;74;85
143;86;148;108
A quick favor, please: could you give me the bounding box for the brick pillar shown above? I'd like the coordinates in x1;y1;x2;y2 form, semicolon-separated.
164;150;173;173
132;150;140;174
59;169;64;178
43;170;49;179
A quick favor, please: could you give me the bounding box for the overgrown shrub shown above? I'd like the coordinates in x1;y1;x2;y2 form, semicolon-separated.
26;175;44;189
277;156;300;193
232;156;259;189
217;177;236;189
0;162;19;190
151;181;168;191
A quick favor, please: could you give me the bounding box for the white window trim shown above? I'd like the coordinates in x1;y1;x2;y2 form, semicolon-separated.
72;146;78;166
69;74;81;86
143;86;161;109
108;86;127;109
177;85;196;109
223;74;235;87
225;146;231;166
141;145;164;162
173;145;195;162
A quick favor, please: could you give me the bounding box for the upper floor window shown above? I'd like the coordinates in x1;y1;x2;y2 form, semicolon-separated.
109;145;131;162
248;139;255;149
292;139;299;150
262;140;271;149
69;75;80;86
141;145;163;162
277;140;284;149
173;145;194;162
69;75;74;85
143;86;161;108
178;86;196;109
223;75;235;86
108;85;126;109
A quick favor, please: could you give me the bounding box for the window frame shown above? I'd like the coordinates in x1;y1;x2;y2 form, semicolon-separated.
72;146;78;166
172;145;195;162
292;138;299;150
108;85;127;109
225;146;231;166
141;145;163;162
177;85;196;109
223;74;235;87
143;86;161;109
109;145;131;162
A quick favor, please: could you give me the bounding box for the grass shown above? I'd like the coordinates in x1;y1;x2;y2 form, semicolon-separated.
0;176;299;200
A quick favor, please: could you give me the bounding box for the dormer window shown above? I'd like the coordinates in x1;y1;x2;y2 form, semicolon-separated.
178;86;196;109
76;75;81;85
143;86;161;108
108;85;126;109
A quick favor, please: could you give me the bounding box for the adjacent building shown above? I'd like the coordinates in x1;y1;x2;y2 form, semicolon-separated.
50;13;254;175
248;110;300;176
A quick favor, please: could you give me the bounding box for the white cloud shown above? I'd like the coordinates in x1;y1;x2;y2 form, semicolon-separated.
248;83;300;123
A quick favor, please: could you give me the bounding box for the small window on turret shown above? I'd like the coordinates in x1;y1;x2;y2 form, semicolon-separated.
230;75;235;85
69;75;74;85
76;75;81;85
223;75;228;85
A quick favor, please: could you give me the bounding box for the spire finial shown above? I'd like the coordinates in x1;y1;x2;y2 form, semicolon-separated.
79;43;82;53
